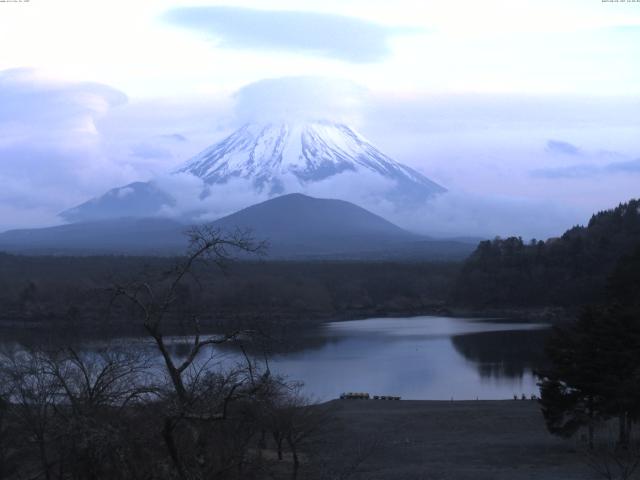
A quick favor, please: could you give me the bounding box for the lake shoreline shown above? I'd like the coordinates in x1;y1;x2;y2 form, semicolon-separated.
0;303;573;334
2;315;549;401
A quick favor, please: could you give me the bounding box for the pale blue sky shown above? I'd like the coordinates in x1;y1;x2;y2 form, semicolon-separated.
0;0;639;236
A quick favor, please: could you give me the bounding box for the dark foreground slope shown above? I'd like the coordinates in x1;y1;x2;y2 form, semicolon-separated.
316;400;595;480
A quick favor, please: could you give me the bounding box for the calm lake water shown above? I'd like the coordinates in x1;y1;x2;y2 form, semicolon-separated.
261;316;549;401
3;316;550;401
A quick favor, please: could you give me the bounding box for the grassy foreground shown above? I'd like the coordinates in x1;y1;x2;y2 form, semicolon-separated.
314;399;597;480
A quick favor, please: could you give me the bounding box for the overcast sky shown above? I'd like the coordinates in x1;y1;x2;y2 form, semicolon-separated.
0;0;639;237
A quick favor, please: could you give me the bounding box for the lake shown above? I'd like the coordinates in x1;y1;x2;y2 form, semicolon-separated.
1;316;550;401
258;316;549;401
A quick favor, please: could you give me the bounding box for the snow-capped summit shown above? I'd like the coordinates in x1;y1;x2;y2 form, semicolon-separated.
175;121;445;198
60;120;445;223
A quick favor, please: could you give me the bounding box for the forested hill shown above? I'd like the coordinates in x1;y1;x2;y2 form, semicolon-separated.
452;199;640;307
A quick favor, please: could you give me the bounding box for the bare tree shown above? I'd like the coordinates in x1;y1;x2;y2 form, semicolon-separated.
285;396;328;479
258;382;330;480
112;226;265;404
45;348;155;479
0;345;154;480
0;225;340;480
112;226;270;479
1;349;61;480
0;369;15;479
43;348;153;414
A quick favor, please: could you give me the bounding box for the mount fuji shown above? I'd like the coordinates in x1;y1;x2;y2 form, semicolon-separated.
61;120;445;223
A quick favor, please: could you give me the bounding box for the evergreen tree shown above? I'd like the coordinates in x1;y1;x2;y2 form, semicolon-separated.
538;299;640;446
537;307;607;448
453;198;640;307
608;244;640;312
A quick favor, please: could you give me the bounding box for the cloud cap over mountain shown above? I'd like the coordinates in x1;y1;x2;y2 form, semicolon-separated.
233;76;367;124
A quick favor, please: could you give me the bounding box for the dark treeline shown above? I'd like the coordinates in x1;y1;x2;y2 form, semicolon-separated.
0;253;459;335
4;199;640;336
536;244;640;478
452;199;640;308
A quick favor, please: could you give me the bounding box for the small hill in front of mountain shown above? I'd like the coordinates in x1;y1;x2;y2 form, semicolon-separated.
0;194;476;260
209;193;415;256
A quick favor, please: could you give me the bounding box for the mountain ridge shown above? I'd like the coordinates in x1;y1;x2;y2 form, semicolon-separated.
60;120;445;223
176;121;445;196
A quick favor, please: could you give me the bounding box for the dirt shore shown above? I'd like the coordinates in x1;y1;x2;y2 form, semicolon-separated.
316;399;597;480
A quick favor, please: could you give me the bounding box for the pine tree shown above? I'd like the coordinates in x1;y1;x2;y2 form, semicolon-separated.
538;239;640;446
537;307;607;448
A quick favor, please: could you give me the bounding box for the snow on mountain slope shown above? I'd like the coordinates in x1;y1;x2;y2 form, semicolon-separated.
175;121;445;197
60;120;445;222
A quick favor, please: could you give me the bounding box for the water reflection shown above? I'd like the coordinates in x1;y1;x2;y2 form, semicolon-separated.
451;328;550;379
1;316;550;401
262;316;549;400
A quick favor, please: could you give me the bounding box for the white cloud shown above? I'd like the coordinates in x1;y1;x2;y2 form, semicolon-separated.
154;173;271;222
164;6;403;63
116;186;135;198
303;169;397;212
233;76;367;125
0;69;132;230
2;0;640;98
389;191;584;240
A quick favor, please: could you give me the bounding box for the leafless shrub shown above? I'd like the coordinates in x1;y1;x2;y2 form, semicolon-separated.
0;366;16;479
1;348;61;479
0;345;155;480
580;425;640;480
0;226;343;480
